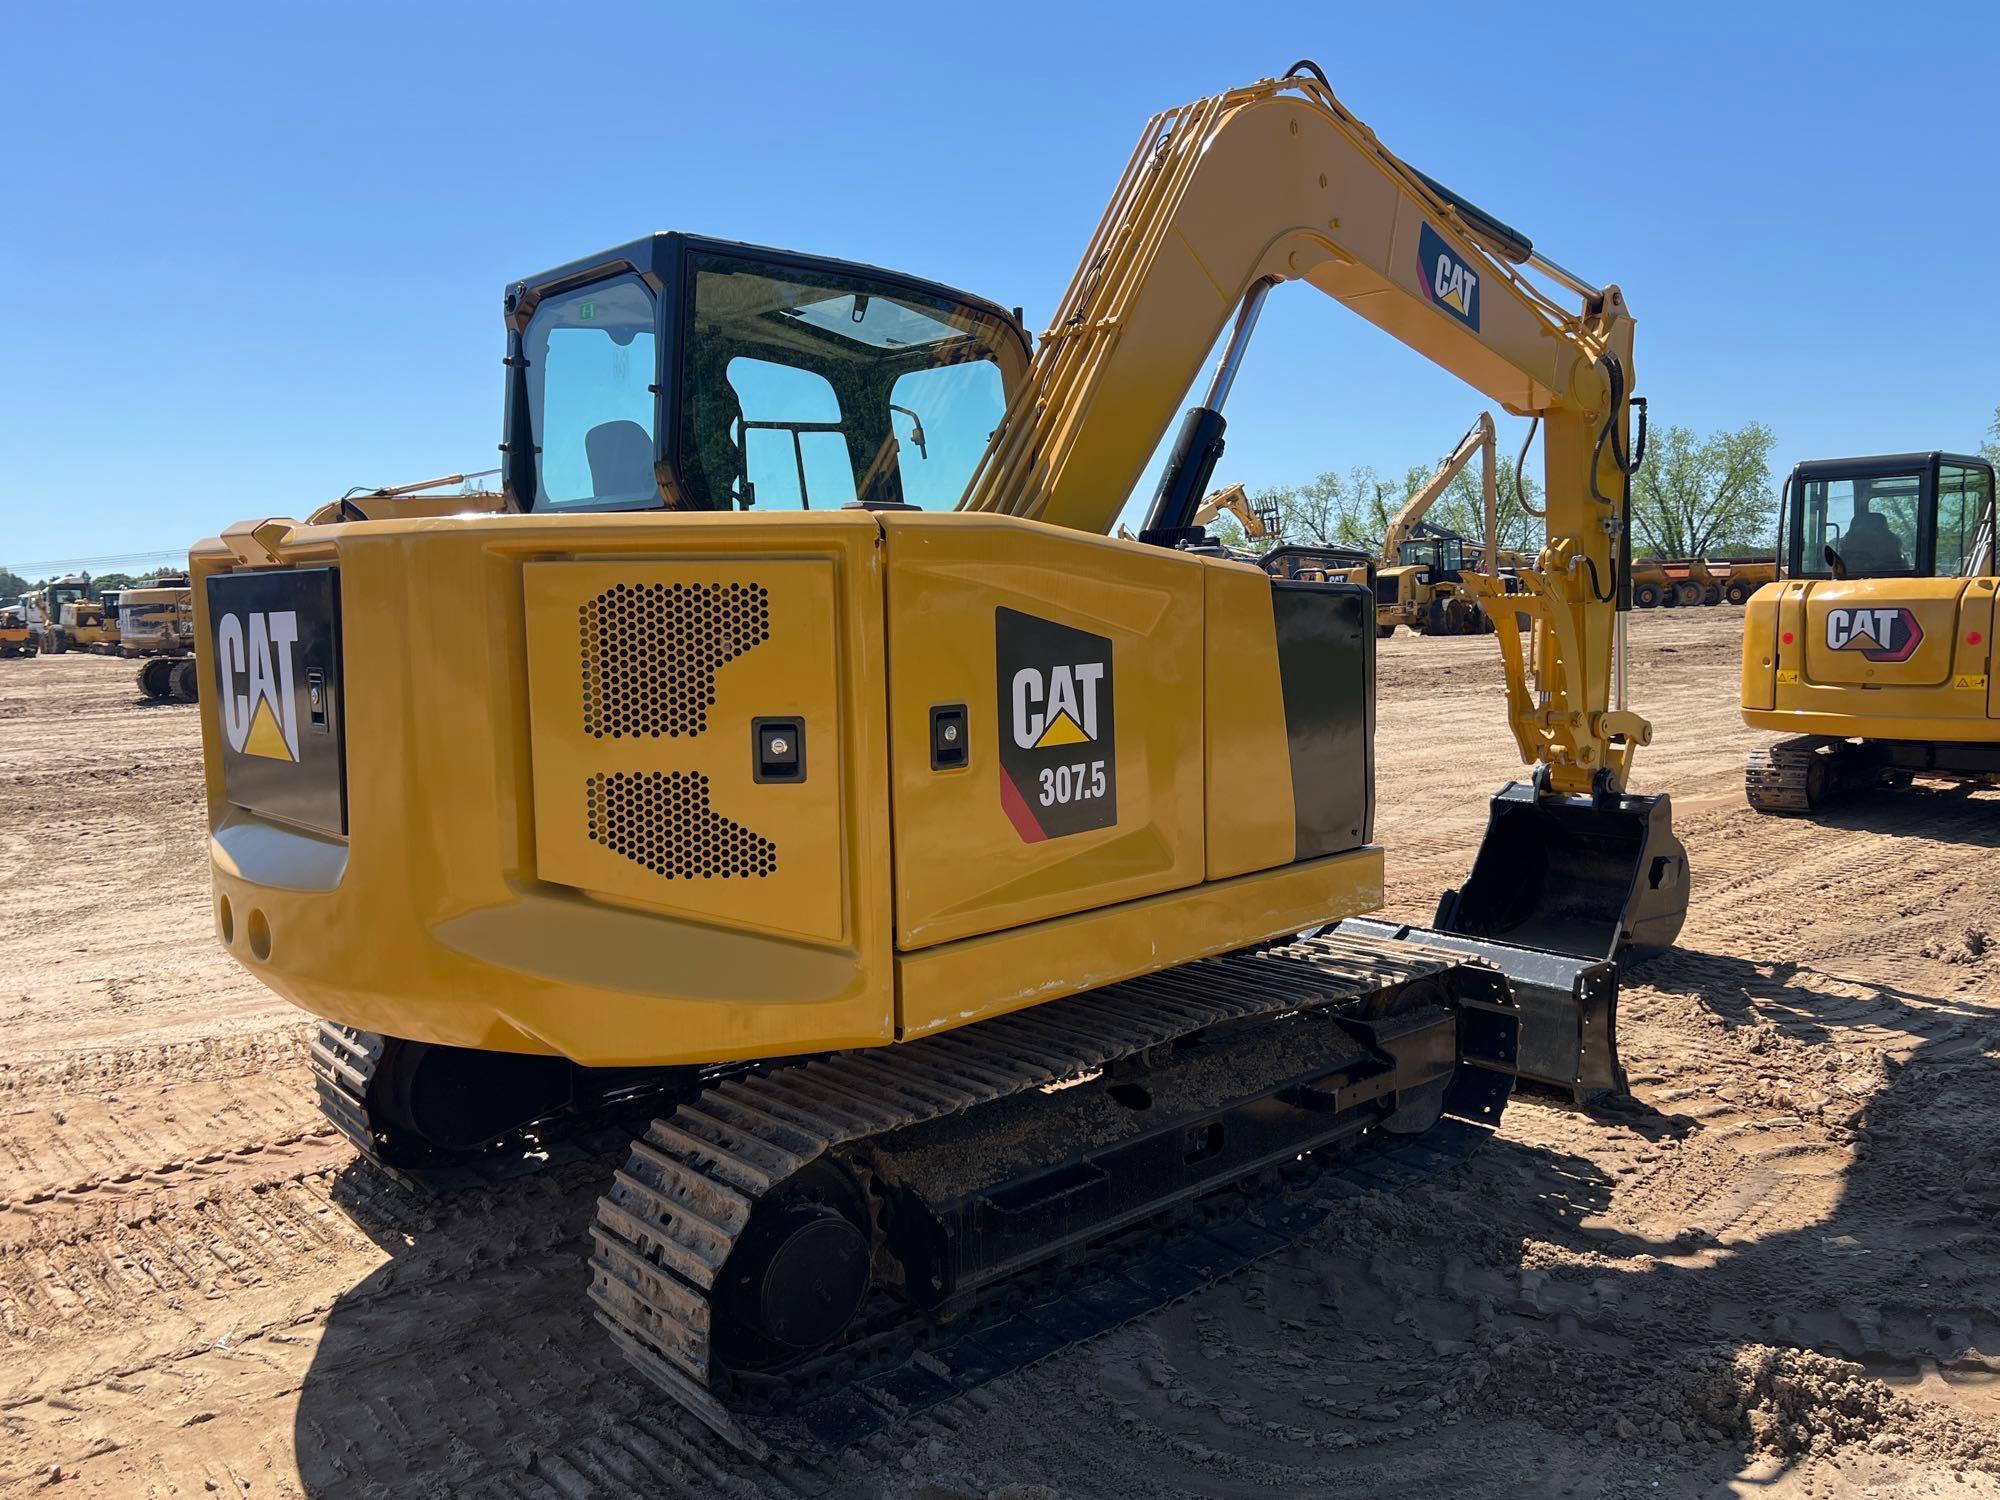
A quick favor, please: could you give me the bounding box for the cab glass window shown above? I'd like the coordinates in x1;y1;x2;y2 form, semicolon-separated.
522;275;658;509
1936;465;1992;577
678;251;1012;511
728;357;856;507
890;360;1006;509
1797;474;1919;577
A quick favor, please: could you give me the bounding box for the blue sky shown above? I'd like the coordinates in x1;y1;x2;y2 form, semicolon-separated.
3;2;1995;572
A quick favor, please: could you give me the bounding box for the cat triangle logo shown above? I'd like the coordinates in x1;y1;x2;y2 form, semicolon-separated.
243;696;295;761
1843;626;1883;654
1034;709;1091;748
216;608;301;763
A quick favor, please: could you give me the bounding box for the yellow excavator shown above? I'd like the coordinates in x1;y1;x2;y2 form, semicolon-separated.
1191;480;1280;544
1743;451;1997;811
1374;412;1502;636
191;63;1685;1450
0;605;35;658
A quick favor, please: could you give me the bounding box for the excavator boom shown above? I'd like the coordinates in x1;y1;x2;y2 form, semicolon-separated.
1381;413;1497;570
964;64;1684;959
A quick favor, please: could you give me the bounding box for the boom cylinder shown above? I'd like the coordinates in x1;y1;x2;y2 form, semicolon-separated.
1140;278;1277;542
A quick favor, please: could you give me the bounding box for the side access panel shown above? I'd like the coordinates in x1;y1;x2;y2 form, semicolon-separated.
524;559;848;944
880;513;1206;952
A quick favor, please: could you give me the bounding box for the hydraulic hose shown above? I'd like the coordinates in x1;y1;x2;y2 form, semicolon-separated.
1583;356;1644;606
1515;417;1544;518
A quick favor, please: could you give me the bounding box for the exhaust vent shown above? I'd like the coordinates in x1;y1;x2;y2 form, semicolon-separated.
585;771;777;879
580;581;770;738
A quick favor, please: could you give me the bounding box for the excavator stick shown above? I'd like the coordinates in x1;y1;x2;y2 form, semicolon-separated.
1435;781;1688;963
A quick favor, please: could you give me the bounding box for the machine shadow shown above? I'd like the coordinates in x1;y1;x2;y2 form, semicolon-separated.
1813;781;2000;846
287;1111;1626;1495
290;1154;638;1497
1550;1003;1996;1491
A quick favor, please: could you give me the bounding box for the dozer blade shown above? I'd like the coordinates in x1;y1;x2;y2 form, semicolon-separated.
1336;917;1624;1101
1434;780;1688;963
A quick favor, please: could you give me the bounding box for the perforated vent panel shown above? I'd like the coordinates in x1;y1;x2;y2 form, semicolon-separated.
586;771;778;880
580;582;770;738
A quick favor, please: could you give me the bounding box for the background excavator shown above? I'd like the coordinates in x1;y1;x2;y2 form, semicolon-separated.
190;63;1685;1451
1191;479;1379;588
1373;412;1502;637
0;605;35;659
1743;451;1997;811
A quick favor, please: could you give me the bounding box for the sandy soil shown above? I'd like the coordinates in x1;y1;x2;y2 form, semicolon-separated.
4;611;1999;1498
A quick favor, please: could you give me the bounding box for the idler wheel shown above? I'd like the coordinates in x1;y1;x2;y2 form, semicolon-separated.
720;1164;871;1365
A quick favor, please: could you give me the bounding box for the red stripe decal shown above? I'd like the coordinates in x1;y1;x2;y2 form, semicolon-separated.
999;768;1048;843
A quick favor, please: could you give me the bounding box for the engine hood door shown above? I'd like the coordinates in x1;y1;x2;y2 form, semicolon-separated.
1801;578;1967;687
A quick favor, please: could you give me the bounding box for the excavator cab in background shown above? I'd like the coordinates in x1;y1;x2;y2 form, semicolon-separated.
192;66;1687;1449
1743;452;1998;812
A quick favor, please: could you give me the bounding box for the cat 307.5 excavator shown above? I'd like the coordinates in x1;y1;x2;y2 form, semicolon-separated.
191;63;1686;1450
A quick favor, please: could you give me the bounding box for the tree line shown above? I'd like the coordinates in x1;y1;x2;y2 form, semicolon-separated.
1214;418;1786;561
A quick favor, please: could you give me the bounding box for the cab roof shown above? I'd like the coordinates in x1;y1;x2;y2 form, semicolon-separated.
1791;452;1992;479
508;231;1025;353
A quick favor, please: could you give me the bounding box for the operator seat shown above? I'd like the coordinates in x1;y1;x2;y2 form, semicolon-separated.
584;420;656;501
1839;509;1908;573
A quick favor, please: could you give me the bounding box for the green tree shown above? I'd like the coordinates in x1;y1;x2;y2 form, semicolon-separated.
1629;421;1778;558
1981;404;1998;468
0;568;25;600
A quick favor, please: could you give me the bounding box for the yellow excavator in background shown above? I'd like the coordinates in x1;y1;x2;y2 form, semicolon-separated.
1743;451;1997;811
1190;480;1280;544
125;575;205;702
1186;481;1378;588
191;63;1685;1450
1374;412;1501;636
0;605;35;659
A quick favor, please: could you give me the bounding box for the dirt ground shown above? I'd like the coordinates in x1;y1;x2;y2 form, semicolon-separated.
4;608;1998;1499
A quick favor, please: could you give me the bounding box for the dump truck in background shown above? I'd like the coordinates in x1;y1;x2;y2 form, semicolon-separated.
1630;556;1777;608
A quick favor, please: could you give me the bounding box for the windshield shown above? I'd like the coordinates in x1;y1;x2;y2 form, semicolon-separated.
677;251;1012;512
1798;473;1921;577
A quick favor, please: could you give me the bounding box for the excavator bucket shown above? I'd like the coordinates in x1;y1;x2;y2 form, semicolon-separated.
1435;781;1688;963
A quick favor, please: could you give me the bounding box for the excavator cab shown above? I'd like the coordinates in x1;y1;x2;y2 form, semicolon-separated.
1396;530;1467;584
1782;453;1993;582
500;235;1030;516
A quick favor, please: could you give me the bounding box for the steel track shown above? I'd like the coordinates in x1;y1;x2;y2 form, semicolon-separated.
587;929;1513;1454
